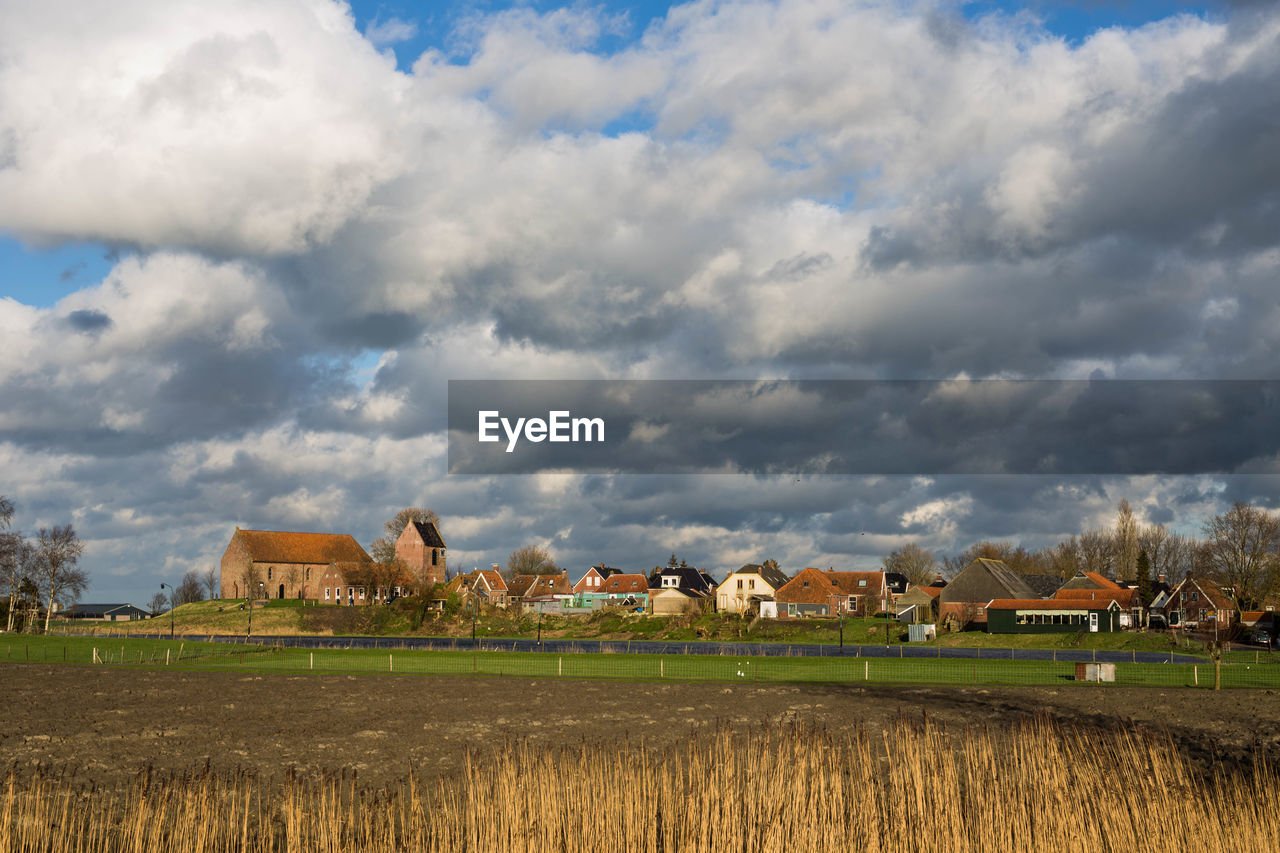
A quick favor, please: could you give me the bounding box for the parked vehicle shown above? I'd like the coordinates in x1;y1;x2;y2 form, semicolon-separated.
1248;629;1273;647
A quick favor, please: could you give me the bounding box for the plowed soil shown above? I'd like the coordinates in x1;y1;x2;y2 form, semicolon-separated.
5;663;1278;787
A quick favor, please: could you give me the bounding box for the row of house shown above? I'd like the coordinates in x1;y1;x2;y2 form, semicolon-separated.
215;526;1271;634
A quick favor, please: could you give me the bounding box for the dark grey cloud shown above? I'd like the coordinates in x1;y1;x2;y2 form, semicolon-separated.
65;308;111;332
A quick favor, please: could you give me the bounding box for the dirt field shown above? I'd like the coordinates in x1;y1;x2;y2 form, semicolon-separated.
5;663;1278;788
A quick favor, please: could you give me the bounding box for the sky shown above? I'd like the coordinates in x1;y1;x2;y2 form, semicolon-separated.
1;0;1278;604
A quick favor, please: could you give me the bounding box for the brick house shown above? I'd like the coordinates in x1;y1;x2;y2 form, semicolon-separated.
393;520;448;588
773;568;887;618
573;564;624;595
220;528;374;601
1158;574;1236;628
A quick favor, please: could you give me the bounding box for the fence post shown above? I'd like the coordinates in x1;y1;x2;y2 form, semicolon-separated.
389;654;393;672
558;657;562;677
1193;665;1198;686
865;660;869;681
660;658;664;678
166;649;170;665
310;652;314;670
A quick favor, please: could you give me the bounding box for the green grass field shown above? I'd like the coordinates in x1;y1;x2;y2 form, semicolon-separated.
5;635;1278;690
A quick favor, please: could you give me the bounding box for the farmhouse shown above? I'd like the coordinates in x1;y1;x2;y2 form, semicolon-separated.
937;559;1037;629
220;528;375;601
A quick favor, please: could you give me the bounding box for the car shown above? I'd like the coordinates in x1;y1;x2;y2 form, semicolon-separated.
1248;629;1273;646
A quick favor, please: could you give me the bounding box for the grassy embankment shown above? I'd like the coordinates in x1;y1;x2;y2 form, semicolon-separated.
6;635;1278;689
52;599;1236;658
2;717;1275;852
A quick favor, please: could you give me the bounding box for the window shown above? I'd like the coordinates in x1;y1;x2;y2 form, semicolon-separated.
663;576;679;588
858;579;867;587
267;567;272;580
787;603;797;616
305;568;311;581
325;588;331;600
359;588;366;600
737;579;744;589
802;581;809;588
432;549;438;566
1191;591;1199;602
748;579;755;590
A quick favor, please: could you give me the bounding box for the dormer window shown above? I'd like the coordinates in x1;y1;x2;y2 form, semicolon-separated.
663;576;679;588
858;579;867;587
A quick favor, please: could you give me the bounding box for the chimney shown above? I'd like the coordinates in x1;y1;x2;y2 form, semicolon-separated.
492;563;500;572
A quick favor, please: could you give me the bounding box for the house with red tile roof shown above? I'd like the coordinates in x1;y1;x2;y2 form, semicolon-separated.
773;568;886;618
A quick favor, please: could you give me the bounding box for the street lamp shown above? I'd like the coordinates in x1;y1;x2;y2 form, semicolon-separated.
159;582;174;639
248;581;263;639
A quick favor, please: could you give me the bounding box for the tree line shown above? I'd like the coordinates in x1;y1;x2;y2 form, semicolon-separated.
882;500;1280;610
0;496;87;633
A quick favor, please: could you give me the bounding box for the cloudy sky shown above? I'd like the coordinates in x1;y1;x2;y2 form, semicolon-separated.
2;0;1278;603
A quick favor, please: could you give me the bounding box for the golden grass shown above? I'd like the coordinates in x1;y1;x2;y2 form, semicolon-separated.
2;717;1274;852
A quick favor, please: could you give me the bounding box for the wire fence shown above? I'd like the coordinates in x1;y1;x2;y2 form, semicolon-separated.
11;636;1280;689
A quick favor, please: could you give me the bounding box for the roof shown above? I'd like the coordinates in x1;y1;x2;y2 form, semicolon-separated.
1022;574;1064;597
469;569;507;593
775;568;839;604
1055;588;1138;607
512;572;570;597
648;566;714;593
988;598;1121;611
1168;576;1235;611
828;570;886;596
63;603;149;618
408;520;446;549
602;574;649;594
939;559;1037;604
901;584;942;600
1060;571;1123;591
234;529;370;565
727;563;791;591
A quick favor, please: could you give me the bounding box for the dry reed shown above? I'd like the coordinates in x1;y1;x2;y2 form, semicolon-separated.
2;717;1274;852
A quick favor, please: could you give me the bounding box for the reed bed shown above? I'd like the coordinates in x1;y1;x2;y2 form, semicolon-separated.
2;717;1274;852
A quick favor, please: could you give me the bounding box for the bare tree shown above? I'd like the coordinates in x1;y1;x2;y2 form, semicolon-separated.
1113;499;1139;582
34;525;87;632
506;545;558;579
369;507;441;563
1078;529;1113;576
148;591;169;616
1200;502;1280;609
2;535;36;633
1046;536;1081;579
174;569;204;605
202;567;219;600
882;543;937;587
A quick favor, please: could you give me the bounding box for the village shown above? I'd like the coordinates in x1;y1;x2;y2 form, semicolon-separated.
195;516;1279;643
